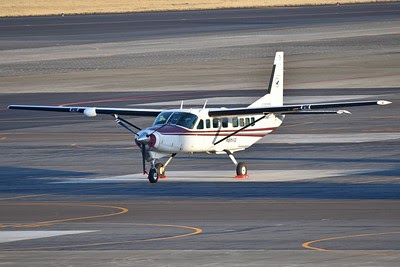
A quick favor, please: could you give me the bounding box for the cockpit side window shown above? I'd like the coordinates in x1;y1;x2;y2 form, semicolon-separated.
176;113;198;129
153;111;173;126
197;119;204;129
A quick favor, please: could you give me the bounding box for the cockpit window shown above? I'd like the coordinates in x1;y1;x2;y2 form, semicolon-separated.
177;113;198;129
164;112;198;129
153;111;173;126
167;112;182;125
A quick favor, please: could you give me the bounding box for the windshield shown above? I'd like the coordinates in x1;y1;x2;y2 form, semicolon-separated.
153;111;173;126
166;112;198;129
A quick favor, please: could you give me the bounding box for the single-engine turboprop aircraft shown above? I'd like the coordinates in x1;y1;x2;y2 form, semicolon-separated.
9;52;391;183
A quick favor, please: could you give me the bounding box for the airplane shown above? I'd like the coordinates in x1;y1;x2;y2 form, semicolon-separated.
8;52;391;183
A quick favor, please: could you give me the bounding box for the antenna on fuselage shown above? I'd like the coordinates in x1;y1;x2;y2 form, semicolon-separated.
180;100;184;109
203;99;208;109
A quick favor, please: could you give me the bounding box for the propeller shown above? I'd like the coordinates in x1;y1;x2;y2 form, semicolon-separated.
136;131;151;174
113;115;168;176
143;123;169;139
113;115;148;174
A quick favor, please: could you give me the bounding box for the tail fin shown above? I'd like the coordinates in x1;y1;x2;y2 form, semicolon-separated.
249;51;284;107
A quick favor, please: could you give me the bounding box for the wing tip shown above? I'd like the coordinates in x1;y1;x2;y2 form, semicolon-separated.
337;110;351;115
377;100;392;106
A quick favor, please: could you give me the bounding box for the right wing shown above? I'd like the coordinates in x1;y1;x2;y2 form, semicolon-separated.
208;100;391;117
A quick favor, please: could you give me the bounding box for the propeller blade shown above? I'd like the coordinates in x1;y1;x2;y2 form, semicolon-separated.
147;123;169;137
141;145;147;175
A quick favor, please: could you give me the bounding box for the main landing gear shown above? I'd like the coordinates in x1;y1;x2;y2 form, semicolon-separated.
147;153;177;183
147;151;247;183
224;150;248;178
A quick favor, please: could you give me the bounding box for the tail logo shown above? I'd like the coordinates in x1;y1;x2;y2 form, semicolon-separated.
275;78;280;87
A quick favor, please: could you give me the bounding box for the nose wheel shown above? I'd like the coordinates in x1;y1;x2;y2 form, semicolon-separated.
146;153;177;183
148;167;158;183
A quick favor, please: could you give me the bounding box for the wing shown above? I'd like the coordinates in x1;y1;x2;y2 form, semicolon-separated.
8;105;162;117
208;100;391;117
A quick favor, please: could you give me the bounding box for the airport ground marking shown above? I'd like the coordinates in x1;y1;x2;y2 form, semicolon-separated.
0;202;128;228
302;231;400;257
0;194;49;201
0;222;203;251
355;177;400;184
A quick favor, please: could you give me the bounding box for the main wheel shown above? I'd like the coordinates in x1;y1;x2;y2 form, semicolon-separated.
148;168;159;183
155;163;166;178
236;162;248;176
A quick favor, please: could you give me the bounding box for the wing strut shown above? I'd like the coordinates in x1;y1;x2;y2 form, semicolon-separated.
113;115;141;135
213;115;266;145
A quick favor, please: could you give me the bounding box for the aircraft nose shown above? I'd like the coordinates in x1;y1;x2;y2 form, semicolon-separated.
136;132;150;144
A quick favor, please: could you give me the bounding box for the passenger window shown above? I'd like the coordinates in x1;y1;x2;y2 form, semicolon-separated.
206;119;211;129
251;117;255;126
245;118;250;126
197;119;204;129
232;117;239;127
222;118;228;128
213;118;219;128
239;118;245;127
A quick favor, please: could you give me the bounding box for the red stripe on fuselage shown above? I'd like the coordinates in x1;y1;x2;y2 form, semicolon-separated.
151;125;276;137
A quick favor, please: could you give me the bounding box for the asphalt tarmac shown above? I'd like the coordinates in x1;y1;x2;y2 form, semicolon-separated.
1;3;400;266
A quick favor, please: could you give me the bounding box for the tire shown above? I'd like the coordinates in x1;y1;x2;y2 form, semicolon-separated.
148;168;159;183
155;163;165;178
236;162;248;176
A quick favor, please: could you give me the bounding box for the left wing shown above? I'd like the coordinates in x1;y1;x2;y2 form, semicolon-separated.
8;105;162;117
208;100;391;117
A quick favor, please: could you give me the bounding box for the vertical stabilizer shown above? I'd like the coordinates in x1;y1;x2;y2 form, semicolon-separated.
249;52;284;107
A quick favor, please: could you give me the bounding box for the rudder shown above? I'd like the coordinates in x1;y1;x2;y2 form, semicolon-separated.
249;51;284;107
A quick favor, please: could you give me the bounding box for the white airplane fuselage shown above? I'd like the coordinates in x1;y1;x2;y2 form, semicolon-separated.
136;108;285;161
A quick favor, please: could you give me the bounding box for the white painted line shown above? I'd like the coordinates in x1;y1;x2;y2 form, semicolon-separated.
50;169;372;184
0;230;97;244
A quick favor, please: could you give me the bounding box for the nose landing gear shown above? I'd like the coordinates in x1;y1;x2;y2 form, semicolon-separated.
147;153;177;183
148;166;159;183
